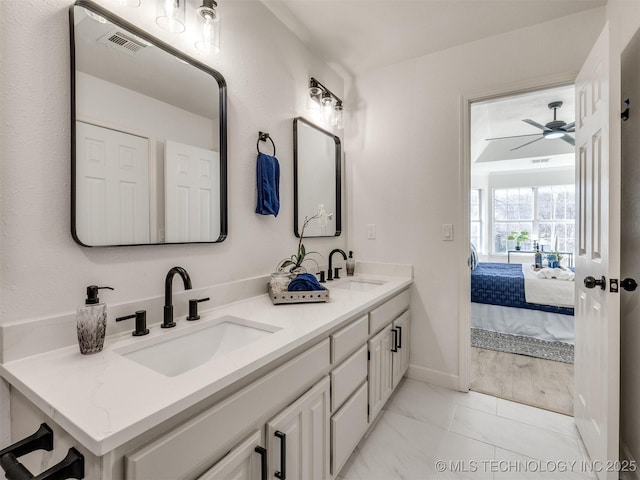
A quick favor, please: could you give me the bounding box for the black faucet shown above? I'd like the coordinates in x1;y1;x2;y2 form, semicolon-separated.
163;266;192;328
327;248;347;281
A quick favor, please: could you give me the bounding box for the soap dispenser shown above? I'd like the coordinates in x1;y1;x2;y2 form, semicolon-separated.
77;285;114;355
346;251;355;276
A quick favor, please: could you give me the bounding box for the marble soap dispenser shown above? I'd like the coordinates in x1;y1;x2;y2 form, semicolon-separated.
77;285;114;354
346;251;355;276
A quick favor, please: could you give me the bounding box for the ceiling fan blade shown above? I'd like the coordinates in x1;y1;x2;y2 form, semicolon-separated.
560;134;575;146
522;119;550;131
564;122;575;130
511;136;544;151
485;133;541;141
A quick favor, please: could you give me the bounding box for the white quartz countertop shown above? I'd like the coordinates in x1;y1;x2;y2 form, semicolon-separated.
0;273;411;456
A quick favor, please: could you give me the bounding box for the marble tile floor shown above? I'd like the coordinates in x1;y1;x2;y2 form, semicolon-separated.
338;378;594;480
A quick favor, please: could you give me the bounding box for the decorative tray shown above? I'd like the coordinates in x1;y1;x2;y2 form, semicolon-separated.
268;284;330;305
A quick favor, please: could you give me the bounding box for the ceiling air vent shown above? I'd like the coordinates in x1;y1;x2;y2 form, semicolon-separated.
98;29;147;56
530;158;551;165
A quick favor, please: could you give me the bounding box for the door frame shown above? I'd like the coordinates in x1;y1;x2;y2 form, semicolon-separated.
457;72;578;392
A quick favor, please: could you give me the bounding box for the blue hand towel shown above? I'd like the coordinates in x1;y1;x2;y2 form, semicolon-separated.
255;152;280;216
288;273;326;291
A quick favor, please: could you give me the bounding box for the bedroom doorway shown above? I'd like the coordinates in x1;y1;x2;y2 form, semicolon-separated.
468;85;576;416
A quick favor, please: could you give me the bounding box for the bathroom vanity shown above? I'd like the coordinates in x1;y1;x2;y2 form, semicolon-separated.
0;266;412;479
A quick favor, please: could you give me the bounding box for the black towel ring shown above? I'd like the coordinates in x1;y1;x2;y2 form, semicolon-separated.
257;131;276;156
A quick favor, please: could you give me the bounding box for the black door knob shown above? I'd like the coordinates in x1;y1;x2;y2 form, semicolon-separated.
584;275;606;290
621;278;638;292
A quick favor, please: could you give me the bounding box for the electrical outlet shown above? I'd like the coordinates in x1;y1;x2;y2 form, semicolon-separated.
367;224;376;239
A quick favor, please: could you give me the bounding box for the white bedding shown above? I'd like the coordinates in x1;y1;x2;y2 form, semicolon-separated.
471;303;574;344
522;265;575;308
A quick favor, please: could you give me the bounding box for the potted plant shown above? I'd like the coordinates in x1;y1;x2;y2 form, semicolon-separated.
271;213;324;292
507;231;529;251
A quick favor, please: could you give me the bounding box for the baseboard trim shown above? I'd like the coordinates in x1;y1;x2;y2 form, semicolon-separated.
406;364;459;390
621;442;640;480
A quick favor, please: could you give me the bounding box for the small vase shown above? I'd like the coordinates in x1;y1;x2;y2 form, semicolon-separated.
270;272;292;293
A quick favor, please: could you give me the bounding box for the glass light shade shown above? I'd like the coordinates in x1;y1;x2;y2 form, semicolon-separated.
334;103;344;129
156;0;186;33
321;92;334;124
545;131;564;139
195;0;221;54
113;0;141;7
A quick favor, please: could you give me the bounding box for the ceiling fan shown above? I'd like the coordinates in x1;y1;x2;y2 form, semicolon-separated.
486;101;575;151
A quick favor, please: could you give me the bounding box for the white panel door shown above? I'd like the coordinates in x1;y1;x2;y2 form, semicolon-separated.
75;121;150;245
164;140;220;242
368;324;393;421
266;376;330;480
574;23;620;478
197;430;265;480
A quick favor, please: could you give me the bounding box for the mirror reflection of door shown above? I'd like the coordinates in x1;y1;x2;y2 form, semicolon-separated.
75;121;150;245
164;140;220;242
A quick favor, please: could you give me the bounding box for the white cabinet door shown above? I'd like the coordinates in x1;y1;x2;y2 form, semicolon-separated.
197;430;266;480
266;376;330;480
392;311;410;389
368;324;393;422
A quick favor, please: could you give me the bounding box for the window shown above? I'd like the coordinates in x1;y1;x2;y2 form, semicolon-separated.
492;185;575;254
537;185;576;253
470;189;483;252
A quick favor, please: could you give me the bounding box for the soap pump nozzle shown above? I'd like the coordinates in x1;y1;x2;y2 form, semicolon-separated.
85;285;114;305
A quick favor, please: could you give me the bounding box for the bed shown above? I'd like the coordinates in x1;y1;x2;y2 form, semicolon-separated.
471;262;575;344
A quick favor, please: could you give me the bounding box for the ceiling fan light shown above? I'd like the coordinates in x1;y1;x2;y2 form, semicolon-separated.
545;131;564;140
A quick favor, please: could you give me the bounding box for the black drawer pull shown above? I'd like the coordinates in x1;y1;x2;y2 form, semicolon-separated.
396;325;403;349
275;431;286;479
1;447;84;480
254;446;267;480
0;423;53;460
391;328;399;352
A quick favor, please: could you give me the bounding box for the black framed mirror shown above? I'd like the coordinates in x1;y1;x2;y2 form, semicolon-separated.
293;117;341;238
70;0;227;247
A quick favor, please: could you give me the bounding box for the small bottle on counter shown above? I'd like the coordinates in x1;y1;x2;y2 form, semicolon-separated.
77;285;114;355
346;251;355;276
534;246;543;269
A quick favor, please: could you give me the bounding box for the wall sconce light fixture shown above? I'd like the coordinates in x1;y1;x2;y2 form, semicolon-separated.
195;0;220;54
308;77;344;129
156;0;186;33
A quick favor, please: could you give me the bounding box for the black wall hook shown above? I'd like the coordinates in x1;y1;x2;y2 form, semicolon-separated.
257;131;276;156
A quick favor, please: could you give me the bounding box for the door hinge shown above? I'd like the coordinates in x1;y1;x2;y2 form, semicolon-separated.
610;278;619;293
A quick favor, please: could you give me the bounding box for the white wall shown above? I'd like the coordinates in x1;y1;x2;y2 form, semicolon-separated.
617;0;640;472
346;8;606;387
0;0;346;325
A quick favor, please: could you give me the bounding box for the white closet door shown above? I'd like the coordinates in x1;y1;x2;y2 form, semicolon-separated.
75;121;150;245
164;140;220;242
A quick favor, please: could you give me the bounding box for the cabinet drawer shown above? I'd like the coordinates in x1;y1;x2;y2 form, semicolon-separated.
331;345;367;412
331;381;368;476
369;289;410;334
331;314;368;364
125;339;330;480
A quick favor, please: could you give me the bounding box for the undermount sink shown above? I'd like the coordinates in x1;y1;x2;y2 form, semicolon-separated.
334;279;386;292
116;316;280;377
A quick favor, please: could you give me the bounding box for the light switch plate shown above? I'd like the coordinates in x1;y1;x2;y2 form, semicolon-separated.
442;224;453;241
367;224;376;239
